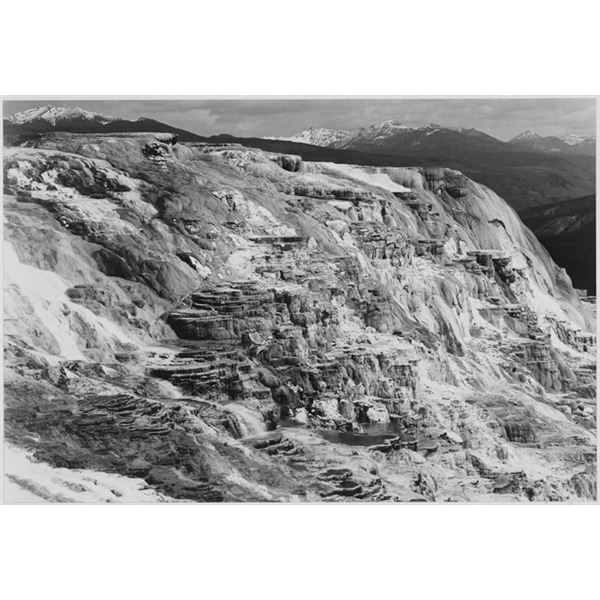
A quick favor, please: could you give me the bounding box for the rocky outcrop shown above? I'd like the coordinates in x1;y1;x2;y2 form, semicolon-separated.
269;154;302;172
502;420;537;444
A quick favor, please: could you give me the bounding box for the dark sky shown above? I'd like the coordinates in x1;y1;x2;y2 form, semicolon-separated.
3;98;596;140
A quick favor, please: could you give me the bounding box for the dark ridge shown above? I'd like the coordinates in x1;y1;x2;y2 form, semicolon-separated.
521;195;596;293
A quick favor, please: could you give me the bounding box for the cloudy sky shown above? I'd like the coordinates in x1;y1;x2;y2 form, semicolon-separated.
3;98;596;140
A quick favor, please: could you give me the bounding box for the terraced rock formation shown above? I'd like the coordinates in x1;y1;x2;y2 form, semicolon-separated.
3;132;596;502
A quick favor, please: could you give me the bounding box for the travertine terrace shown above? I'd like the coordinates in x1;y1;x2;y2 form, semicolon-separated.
3;132;596;502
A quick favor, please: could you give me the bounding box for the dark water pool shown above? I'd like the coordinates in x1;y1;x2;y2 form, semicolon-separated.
318;422;412;447
277;418;416;447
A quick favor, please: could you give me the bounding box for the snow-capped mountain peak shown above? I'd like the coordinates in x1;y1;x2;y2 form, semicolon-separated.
506;130;595;155
6;105;116;126
285;126;351;147
559;133;596;146
509;130;542;143
374;119;409;130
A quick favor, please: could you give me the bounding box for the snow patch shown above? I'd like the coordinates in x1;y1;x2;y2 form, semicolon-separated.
3;444;171;503
7;105;116;126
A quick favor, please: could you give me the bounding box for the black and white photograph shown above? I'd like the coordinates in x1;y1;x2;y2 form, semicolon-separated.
2;97;596;503
2;1;600;598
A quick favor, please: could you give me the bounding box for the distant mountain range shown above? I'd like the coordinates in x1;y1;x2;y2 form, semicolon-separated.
3;106;596;211
508;129;596;155
278;121;515;155
280;121;596;156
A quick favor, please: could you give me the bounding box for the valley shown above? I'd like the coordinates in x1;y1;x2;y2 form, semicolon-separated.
521;195;596;294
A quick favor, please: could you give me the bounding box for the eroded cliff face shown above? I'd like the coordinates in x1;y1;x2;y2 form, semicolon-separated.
3;133;596;502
